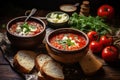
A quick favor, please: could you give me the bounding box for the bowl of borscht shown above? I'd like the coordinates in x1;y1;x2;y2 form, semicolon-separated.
6;16;46;49
46;28;89;63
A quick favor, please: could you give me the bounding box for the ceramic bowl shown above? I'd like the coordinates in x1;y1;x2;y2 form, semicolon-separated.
59;4;77;15
6;16;46;49
46;11;69;28
46;28;89;63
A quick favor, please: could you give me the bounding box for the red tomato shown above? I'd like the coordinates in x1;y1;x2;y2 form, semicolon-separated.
89;41;103;53
102;46;119;62
87;31;99;42
100;35;112;47
97;4;114;20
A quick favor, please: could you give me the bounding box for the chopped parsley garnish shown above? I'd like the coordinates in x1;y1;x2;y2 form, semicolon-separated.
20;22;30;33
66;38;75;46
57;36;75;47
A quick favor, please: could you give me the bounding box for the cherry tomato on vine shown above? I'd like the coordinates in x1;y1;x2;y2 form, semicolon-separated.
87;31;99;42
102;46;119;62
89;41;103;53
100;35;112;47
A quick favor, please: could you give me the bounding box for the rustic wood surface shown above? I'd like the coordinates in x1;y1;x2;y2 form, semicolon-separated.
1;44;120;80
1;49;120;80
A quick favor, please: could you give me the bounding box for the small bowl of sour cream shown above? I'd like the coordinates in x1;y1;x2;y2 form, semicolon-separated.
46;11;69;28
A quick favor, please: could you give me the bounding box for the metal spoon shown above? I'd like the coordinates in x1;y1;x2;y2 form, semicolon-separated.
74;3;80;7
24;8;37;22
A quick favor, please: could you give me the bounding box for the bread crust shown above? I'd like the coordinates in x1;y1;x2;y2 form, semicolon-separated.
37;71;46;80
13;50;37;74
35;54;53;71
79;49;102;75
41;60;64;80
35;54;54;80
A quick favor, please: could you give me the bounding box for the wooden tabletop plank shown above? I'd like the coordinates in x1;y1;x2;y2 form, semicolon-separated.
0;50;8;64
0;65;24;80
0;64;120;80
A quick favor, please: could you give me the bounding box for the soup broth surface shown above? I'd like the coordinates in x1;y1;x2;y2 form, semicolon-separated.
50;33;86;51
9;21;43;36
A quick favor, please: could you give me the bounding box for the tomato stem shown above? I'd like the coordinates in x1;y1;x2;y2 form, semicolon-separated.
104;8;108;12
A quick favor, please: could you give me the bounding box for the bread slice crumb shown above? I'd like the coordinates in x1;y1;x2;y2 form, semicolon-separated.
13;50;37;74
35;54;53;71
42;60;64;80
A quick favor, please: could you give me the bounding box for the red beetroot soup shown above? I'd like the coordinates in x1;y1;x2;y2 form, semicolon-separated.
9;21;43;36
50;33;86;51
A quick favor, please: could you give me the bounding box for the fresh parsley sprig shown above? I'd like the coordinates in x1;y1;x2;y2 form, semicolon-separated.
68;13;112;35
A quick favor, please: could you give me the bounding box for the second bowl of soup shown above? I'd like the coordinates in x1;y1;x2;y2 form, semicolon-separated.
46;28;89;63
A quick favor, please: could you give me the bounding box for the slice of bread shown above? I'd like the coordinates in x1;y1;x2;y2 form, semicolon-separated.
79;49;102;75
41;60;64;80
35;54;53;71
37;71;46;80
13;50;37;74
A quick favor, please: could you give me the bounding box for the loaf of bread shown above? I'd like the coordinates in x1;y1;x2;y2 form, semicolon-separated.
41;60;64;80
35;54;53;71
79;49;102;75
13;50;37;74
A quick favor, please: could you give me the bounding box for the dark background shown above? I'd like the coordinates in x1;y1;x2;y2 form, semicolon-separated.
0;0;119;26
0;0;120;15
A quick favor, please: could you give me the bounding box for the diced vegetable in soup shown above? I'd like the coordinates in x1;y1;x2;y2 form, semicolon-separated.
50;33;86;50
9;21;43;36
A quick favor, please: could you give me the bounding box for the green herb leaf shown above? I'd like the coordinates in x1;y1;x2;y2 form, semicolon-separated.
1;24;6;28
68;13;112;35
57;38;75;46
66;38;75;46
20;22;30;33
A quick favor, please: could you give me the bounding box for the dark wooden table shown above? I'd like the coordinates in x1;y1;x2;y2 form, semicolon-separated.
1;43;120;80
0;2;120;80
